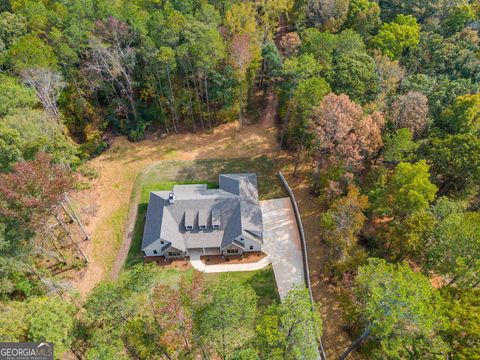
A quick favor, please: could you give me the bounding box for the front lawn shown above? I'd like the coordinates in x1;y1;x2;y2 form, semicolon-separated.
210;266;280;306
142;264;279;306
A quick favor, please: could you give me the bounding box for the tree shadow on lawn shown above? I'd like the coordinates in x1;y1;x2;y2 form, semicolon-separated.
244;266;280;306
125;203;148;268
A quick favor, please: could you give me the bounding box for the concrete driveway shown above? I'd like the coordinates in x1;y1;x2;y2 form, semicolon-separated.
261;198;305;298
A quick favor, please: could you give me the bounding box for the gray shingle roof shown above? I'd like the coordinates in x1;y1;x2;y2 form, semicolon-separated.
142;173;263;254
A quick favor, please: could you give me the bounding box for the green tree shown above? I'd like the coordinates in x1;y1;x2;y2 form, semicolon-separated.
300;28;366;82
197;277;257;359
84;329;128;360
0;11;26;49
4;34;57;73
373;14;420;59
0;223;33;299
320;186;369;275
423;134;480;194
287;76;330;168
383;128;418;163
339;258;447;359
260;41;282;90
299;28;336;72
400;74;479;118
426;211;480;289
344;0;381;37
439;94;480;134
0;296;76;359
406;29;480;83
333;51;379;103
1;109;78;166
256;287;322;360
12;0;50;33
441;4;476;36
371;160;437;218
378;0;440;22
0;123;22;172
0;73;37;115
441;287;480;359
27;297;76;359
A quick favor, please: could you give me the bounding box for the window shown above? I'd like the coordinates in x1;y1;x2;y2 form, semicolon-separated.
227;249;239;254
168;252;180;257
199;225;206;230
153;250;158;255
249;245;253;250
186;225;193;230
213;224;220;229
239;237;244;241
160;241;164;244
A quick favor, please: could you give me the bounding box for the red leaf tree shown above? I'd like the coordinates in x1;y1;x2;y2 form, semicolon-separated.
311;93;385;172
0;152;74;231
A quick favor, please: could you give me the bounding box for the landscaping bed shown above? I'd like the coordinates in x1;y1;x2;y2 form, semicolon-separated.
200;252;267;265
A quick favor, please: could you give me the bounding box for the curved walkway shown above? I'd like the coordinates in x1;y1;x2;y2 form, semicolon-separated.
189;251;272;273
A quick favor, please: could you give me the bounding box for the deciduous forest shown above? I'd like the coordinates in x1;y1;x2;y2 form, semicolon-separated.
0;0;479;359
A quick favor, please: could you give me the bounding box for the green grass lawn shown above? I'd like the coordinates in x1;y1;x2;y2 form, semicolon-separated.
144;265;279;306
210;266;280;306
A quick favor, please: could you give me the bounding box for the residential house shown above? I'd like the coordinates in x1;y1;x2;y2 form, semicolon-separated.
141;173;264;258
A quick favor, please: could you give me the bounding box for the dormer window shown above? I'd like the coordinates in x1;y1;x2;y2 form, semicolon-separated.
198;209;208;230
212;207;221;229
185;210;194;231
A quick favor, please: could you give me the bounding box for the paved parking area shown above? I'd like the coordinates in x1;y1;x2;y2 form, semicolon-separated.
261;198;305;298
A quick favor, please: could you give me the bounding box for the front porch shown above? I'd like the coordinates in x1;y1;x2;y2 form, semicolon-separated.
189;249;271;273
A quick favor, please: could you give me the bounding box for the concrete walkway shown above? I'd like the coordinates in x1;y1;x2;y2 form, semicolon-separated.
189;251;272;273
261;198;305;298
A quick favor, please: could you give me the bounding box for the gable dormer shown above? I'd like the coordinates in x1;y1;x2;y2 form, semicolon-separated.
185;209;194;231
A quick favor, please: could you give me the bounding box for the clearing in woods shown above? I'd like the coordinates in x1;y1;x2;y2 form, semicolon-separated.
70;91;358;358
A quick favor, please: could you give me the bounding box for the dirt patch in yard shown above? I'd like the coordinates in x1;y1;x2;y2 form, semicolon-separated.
200;252;266;265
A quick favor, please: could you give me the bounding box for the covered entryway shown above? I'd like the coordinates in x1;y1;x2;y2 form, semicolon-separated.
187;247;220;256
